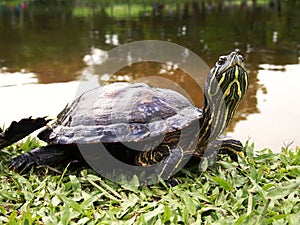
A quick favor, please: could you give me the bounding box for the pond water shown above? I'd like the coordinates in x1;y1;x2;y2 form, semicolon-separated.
0;1;299;151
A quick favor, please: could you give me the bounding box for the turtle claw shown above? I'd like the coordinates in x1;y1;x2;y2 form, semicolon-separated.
164;178;182;187
9;154;35;172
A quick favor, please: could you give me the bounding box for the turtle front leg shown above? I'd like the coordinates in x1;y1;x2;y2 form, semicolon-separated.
9;144;83;172
194;136;244;164
216;136;244;161
135;144;191;186
135;145;171;166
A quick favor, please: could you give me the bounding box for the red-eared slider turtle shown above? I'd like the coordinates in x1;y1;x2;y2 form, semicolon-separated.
0;51;248;184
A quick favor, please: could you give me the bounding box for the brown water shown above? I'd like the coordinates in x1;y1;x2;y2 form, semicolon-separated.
0;1;299;151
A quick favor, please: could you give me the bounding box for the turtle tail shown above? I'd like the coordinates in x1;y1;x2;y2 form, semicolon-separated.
0;117;49;150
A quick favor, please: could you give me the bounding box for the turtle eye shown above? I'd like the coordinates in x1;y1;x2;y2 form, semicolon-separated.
239;55;244;63
217;56;227;65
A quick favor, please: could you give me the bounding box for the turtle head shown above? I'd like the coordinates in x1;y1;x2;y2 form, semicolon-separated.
206;51;248;100
201;51;249;140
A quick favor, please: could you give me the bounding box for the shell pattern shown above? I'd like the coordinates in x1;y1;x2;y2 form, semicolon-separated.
44;82;202;144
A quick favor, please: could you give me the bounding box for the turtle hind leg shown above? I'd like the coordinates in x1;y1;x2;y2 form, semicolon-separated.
0;117;49;150
9;144;83;172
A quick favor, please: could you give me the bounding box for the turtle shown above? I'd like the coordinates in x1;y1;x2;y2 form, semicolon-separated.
0;51;249;184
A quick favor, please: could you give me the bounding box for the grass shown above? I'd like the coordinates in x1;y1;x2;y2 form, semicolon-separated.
72;4;152;18
0;138;299;225
72;0;274;18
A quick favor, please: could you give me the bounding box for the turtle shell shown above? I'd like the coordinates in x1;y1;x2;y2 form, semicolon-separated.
41;82;201;144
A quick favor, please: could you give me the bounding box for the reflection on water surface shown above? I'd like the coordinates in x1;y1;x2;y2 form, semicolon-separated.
228;64;300;150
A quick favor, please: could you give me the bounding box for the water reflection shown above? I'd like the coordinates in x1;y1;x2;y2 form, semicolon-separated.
95;61;205;107
228;64;300;150
0;1;299;151
0;70;37;87
0;78;80;126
